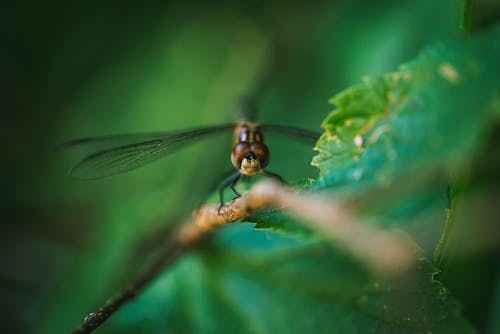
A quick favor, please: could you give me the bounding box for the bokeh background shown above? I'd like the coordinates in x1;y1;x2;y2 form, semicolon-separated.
2;1;499;333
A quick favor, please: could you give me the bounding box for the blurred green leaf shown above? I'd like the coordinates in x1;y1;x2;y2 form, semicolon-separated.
249;210;315;237
488;269;500;334
104;225;474;334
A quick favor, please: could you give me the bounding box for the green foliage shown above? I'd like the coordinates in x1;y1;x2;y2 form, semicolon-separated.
4;1;500;334
103;21;500;334
313;25;500;191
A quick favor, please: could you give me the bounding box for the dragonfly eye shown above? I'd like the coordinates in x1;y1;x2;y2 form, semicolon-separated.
250;142;270;168
231;142;251;168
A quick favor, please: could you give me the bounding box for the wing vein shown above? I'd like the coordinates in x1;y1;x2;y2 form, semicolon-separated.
67;124;235;179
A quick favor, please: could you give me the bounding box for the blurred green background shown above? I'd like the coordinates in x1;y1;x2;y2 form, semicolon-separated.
2;1;500;333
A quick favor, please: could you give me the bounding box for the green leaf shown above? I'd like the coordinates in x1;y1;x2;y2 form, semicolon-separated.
253;24;500;240
312;24;500;191
248;210;315;237
104;225;474;334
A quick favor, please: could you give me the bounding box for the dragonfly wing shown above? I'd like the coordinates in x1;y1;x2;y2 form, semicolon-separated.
263;124;322;146
66;124;235;179
58;132;177;152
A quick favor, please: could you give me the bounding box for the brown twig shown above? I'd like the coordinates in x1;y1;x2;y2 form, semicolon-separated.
71;180;417;333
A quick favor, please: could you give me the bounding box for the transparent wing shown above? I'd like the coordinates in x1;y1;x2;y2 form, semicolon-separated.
263;124;322;146
63;124;235;179
58;132;178;152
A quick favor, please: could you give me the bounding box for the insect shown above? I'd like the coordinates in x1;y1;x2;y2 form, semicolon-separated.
62;102;321;210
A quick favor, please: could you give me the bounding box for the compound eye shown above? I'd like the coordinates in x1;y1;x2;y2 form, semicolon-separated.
231;142;251;168
250;142;270;168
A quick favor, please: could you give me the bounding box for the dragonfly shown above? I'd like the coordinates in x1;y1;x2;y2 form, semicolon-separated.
62;102;321;210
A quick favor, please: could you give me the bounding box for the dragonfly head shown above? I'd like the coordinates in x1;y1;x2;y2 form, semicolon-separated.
232;142;270;176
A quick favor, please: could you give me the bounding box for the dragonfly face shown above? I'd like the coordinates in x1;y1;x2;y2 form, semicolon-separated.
231;123;269;176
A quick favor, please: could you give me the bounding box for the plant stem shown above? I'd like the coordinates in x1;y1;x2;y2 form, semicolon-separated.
460;0;473;35
433;181;456;270
71;240;185;334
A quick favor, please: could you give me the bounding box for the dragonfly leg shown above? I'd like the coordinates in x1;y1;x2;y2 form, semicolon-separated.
261;170;288;185
230;174;242;199
218;171;242;214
